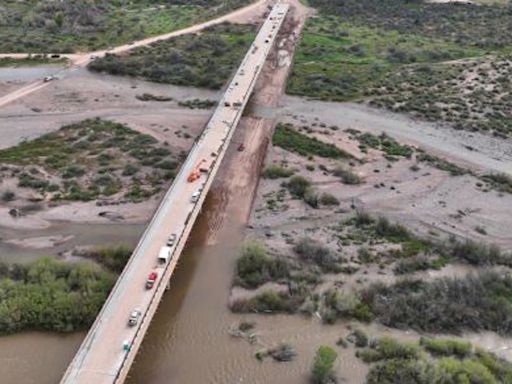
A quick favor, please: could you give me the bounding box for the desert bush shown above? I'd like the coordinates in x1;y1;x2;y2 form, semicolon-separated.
332;165;362;184
363;271;512;334
311;345;338;384
320;193;339;206
235;241;290;288
393;255;448;274
480;173;512;194
419;337;472;358
80;244;133;273
1;190;15;202
304;188;320;208
374;217;410;242
273;123;352;159
230;290;304;314
285;175;312;198
293;238;340;272
262;164;295;179
323;288;372;323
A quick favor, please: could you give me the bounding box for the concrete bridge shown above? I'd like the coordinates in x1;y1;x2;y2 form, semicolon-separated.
60;3;289;383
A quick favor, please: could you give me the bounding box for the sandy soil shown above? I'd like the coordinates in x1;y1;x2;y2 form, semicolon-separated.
0;69;222;231
248;123;512;248
278;98;512;177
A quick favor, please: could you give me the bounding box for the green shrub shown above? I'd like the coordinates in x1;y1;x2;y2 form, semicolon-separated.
366;358;434;384
323;289;373;323
235;242;290;288
81;244;133;273
0;257;115;334
1;190;15;202
311;345;338;384
375;217;410;241
304;188;320;208
273;123;352;159
61;165;86;179
480;173;512;194
294;238;340;272
420;337;472;358
262;164;295;179
320;193;339;206
333;165;362;184
230;290;303;314
122;163;139;176
285;175;312;198
435;357;496;384
364;271;512;334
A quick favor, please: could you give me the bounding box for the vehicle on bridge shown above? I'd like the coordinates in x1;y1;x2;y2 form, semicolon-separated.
128;309;141;326
166;233;177;247
158;246;172;264
191;190;201;203
146;271;158;289
187;159;207;183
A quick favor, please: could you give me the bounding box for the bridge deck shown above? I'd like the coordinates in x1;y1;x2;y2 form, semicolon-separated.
60;3;289;383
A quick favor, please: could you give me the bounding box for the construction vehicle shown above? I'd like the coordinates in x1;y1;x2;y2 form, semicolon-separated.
187;159;206;182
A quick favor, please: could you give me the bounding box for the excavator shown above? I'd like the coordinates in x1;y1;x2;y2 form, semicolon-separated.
187;159;207;182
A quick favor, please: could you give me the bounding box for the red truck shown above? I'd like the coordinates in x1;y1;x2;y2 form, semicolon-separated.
146;271;158;289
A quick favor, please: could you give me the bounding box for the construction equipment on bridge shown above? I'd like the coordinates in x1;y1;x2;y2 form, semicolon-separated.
187;159;206;182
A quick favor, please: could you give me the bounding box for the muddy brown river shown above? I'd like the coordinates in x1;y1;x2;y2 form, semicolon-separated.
0;180;367;383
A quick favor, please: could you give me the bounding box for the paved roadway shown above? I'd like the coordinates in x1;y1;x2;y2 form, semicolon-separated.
60;3;289;383
0;0;268;108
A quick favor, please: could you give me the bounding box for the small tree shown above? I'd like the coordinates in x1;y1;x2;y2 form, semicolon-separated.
312;345;338;384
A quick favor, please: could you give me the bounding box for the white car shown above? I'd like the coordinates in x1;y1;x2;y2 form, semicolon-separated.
191;190;201;203
166;233;177;247
128;308;141;326
43;76;55;82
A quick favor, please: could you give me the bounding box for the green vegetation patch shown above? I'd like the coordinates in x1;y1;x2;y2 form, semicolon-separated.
288;2;512;137
273;123;352;159
363;271;512;335
0;118;179;202
287;16;485;102
262;164;295;179
368;57;512;137
311;345;338;384
359;336;512;384
0;257;115;334
347;130;414;158
0;55;66;67
308;0;512;49
0;0;252;53
89;23;255;89
234;241;290;289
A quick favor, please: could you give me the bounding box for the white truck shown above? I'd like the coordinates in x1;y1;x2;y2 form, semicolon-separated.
158;246;172;264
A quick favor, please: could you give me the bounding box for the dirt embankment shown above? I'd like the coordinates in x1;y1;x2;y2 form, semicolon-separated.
208;0;313;242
